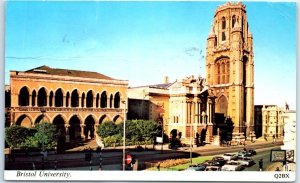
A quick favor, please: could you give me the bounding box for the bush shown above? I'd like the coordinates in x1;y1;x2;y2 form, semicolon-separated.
5;122;57;150
5;125;32;148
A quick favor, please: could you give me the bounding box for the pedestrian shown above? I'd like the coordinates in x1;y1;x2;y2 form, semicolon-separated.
259;159;263;171
272;134;276;143
243;147;247;152
275;167;280;171
157;163;161;171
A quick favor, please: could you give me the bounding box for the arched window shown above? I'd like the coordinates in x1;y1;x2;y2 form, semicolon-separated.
32;90;36;107
101;91;107;108
81;93;85;107
55;89;63;107
232;15;236;28
66;92;70;107
215;57;230;84
222;32;226;41
110;94;113;108
86;90;93;108
222;17;226;29
96;93;99;108
71;89;79;107
38;87;47;107
19;86;30;106
49;91;53;107
114;92;120;108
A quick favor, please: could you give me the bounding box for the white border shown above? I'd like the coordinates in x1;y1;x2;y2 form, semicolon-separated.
4;171;296;182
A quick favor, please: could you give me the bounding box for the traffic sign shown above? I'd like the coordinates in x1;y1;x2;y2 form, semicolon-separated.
125;154;132;164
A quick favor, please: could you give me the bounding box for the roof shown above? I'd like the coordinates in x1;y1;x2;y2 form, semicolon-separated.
25;65;114;80
130;82;174;89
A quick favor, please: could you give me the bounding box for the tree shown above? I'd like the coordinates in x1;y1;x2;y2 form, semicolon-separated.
5;125;33;148
97;121;119;138
34;122;57;150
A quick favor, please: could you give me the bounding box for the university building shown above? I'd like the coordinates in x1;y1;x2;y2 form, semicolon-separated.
128;76;216;143
6;65;128;141
205;2;255;140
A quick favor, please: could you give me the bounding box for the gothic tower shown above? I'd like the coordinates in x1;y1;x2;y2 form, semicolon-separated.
206;2;255;138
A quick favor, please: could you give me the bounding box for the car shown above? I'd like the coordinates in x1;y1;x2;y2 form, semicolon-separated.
235;157;255;167
205;165;221;171
185;164;206;171
222;153;238;161
247;149;257;155
221;161;244;171
212;156;227;166
201;160;220;167
237;151;252;158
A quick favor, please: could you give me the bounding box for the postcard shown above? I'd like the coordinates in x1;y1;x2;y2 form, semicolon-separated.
3;1;296;182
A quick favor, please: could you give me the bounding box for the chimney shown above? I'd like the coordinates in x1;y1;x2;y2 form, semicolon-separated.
164;76;169;84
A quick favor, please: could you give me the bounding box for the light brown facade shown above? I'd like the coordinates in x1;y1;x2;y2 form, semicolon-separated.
128;76;216;143
262;105;285;138
205;2;255;138
8;65;128;141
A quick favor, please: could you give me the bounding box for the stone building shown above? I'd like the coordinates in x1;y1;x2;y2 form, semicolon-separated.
205;2;255;140
7;65;128;142
128;76;216;143
262;105;285;138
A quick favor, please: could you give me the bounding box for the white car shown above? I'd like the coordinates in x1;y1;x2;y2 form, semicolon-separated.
221;161;244;171
235;157;255;167
222;153;238;161
205;165;221;171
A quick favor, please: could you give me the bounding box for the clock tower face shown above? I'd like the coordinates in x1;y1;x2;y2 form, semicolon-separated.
206;2;254;133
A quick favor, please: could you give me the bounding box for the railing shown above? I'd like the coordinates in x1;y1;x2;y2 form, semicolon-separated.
12;106;124;113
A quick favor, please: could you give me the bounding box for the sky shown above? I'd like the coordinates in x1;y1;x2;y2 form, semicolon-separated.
5;1;296;110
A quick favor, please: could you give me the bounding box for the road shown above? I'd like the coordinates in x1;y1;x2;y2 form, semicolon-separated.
5;141;282;170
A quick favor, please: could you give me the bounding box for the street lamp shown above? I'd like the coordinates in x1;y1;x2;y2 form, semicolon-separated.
190;102;194;164
122;100;126;171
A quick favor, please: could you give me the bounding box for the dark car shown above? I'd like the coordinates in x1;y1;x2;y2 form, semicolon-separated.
247;149;257;155
237;151;252;158
212;156;227;166
202;160;222;167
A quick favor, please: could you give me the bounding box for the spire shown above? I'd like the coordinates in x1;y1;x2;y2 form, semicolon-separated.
208;24;216;37
248;29;253;37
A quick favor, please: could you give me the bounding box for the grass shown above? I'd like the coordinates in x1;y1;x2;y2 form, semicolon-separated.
147;156;213;171
170;156;213;170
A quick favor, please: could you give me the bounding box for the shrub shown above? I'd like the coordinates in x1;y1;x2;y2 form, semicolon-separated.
5;125;32;148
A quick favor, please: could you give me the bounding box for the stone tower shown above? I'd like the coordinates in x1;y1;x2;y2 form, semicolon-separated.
206;2;255;139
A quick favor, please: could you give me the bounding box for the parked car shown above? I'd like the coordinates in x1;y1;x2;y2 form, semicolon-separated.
201;160;220;167
235;157;255;167
212;156;227;166
222;153;238;161
221;161;244;171
186;164;206;171
247;149;257;155
205;165;221;171
237;151;252;158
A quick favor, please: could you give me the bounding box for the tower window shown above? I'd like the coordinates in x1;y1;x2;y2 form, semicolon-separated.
222;32;226;41
222;17;226;29
232;15;236;28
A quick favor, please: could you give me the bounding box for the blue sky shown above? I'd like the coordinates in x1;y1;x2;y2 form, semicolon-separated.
5;1;296;109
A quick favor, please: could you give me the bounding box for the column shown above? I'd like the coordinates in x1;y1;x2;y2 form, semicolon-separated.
186;102;190;124
93;97;96;108
80;124;85;138
63;96;66;107
107;98;110;108
29;95;32;107
79;97;82;108
46;95;49;107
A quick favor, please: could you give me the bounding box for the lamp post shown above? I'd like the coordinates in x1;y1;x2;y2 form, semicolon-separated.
40;108;46;170
190;102;194;164
122;100;126;171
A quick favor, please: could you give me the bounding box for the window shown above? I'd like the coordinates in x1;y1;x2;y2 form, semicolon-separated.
222;17;226;29
222;32;226;41
232;15;236;28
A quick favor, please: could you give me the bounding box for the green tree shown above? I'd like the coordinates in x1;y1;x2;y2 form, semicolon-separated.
5;125;33;148
34;122;57;150
97;121;119;138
